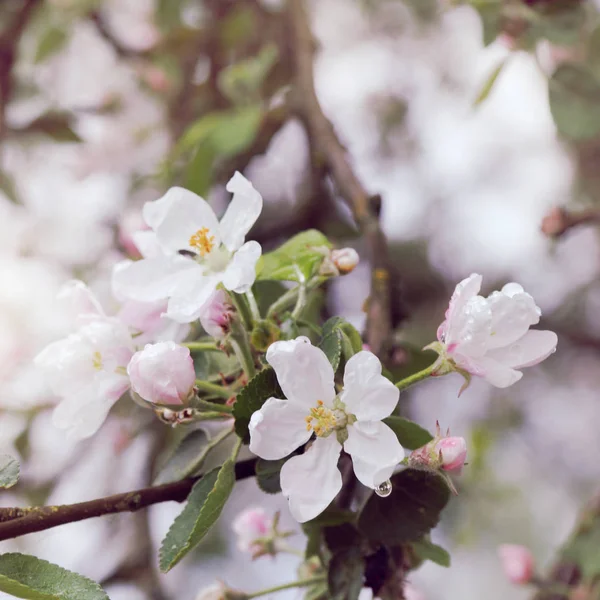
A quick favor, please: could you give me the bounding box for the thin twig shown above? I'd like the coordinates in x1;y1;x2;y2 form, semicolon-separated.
0;458;257;542
89;10;151;59
287;0;397;358
541;206;600;239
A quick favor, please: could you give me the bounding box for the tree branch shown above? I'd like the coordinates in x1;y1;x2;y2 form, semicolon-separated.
541;206;600;239
287;0;399;358
0;457;257;542
89;10;151;59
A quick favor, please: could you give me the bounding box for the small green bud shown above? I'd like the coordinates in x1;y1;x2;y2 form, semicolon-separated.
250;320;281;352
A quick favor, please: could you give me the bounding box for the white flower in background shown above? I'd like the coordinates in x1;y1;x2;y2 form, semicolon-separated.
127;342;195;406
34;281;134;441
200;289;235;339
112;172;263;323
434;274;558;389
249;337;403;523
195;582;228;600
497;544;535;585
232;507;271;556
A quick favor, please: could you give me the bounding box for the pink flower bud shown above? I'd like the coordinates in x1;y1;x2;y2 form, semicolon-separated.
498;544;534;585
436;436;467;472
200;290;235;339
127;342;195;405
232;507;271;554
331;248;360;274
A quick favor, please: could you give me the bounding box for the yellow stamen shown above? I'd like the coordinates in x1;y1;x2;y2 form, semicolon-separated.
305;400;337;438
189;227;215;256
92;351;103;370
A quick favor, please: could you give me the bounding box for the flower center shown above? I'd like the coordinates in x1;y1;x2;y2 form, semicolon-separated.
92;351;103;370
189;227;215;256
305;400;347;438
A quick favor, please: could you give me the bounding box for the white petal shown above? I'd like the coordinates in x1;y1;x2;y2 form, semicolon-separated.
340;351;399;421
152;188;221;254
266;337;336;408
443;274;482;343
472;356;523;388
219;172;263;252
486;330;557;369
280;435;342;523
448;295;492;358
166;271;221;323
486;287;541;349
248;397;312;460
112;255;196;303
132;230;161;259
221;241;262;293
57;280;105;322
344;421;404;489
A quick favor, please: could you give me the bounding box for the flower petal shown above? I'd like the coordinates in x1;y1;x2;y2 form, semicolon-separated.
221;241;262;294
486;285;541;349
443;273;482;344
112;255;197;303
132;230;161;259
152;188;221;254
471;356;523;388
486;329;557;369
219;172;263;252
340;351;399;421
448;295;492;358
344;421;404;488
57;280;105;323
280;435;342;522
248;397;312;460
266;337;336;408
166;270;221;323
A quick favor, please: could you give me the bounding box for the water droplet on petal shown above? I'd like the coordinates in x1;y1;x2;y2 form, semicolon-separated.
375;479;392;497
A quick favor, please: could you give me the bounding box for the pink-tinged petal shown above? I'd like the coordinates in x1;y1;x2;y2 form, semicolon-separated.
344;421;404;489
166;271;221;323
221;241;262;293
472;356;523;388
266;337;336;408
448;295;492;358
57;280;105;323
486;330;557;369
219;172;263;252
436;436;467;472
443;274;482;343
340;351;399;421
486;287;541;349
112;255;196;303
280;435;342;523
248;397;312;460
498;545;534;585
152;188;221;254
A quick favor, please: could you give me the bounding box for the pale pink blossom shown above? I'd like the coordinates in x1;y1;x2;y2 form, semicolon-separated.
434;274;557;388
436;436;467;472
232;507;271;554
127;342;195;406
200;289;235;339
498;544;534;585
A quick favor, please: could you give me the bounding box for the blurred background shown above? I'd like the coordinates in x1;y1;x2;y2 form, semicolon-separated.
0;0;599;598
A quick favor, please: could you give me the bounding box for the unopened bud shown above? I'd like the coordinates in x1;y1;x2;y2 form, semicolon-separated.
232;508;293;560
250;320;281;352
497;544;534;585
436;436;467;473
331;248;360;274
200;290;235;340
541;206;569;238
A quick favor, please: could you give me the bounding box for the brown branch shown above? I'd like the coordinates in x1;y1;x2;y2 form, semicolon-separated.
0;0;41;138
89;10;151;59
541;206;600;239
287;0;398;358
0;457;256;542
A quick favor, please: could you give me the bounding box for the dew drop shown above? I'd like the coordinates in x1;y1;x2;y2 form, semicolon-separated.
375;479;392;497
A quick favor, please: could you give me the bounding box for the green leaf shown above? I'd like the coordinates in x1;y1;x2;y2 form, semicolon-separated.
382;417;433;450
159;459;236;572
412;538;451;567
549;63;600;141
0;456;19;489
328;548;365;600
0;553;109;600
0;169;19;204
358;470;450;545
153;429;210;485
232;368;282;443
471;0;503;46
16;113;81;142
319;331;342;372
34;27;68;63
529;3;586;47
474;58;508;106
257;230;332;282
255;457;287;494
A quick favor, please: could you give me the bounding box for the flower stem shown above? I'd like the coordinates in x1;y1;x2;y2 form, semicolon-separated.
231;292;255;330
395;361;439;391
267;276;325;319
195;398;234;413
246;577;327;599
183;341;219;352
195;380;232;400
291;275;307;320
246;289;261;322
229;318;257;379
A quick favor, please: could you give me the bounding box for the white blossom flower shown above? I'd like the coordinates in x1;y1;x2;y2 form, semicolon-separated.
34;281;133;441
248;337;403;523
127;341;195;406
112;172;263;324
434;274;558;388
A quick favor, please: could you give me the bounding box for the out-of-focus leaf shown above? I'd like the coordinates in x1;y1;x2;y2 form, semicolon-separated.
474;58;508;106
529;2;586;47
184;144;217;197
328;548;365;600
549;63;600;140
383;417;433;450
411;538;451;567
232;368;283;443
257;230;332;282
156;0;186;32
219;5;257;49
0;170;19;204
471;0;503;46
255;457;288;494
153;429;210;485
358;470;450;545
15;113;81;143
159;459;236;571
0;456;19;489
34;27;68;63
0;553;109;599
319;331;342;373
